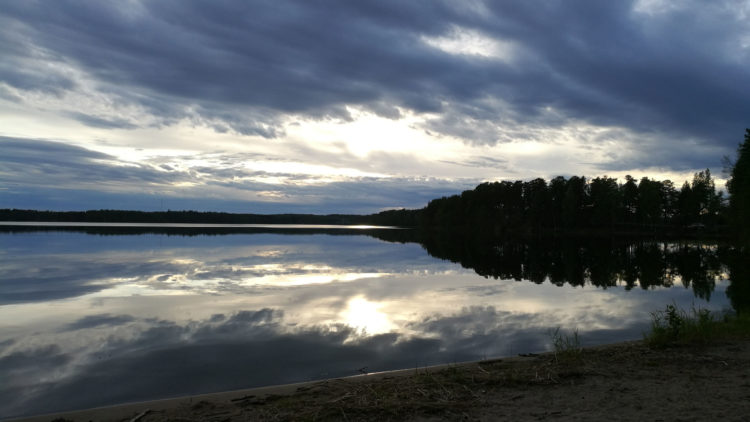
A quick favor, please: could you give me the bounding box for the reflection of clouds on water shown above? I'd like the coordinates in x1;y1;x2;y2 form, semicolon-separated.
343;296;393;335
0;231;739;419
0;256;192;304
0;308;430;417
0;232;442;304
0;295;674;419
0;338;15;353
0;273;734;420
1;297;675;418
0;302;546;417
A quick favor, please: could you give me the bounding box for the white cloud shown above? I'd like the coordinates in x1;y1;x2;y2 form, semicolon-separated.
421;25;517;62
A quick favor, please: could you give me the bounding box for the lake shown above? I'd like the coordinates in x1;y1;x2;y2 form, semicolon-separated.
0;225;742;419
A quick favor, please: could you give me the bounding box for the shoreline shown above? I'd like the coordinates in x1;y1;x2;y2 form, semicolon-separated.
10;337;750;421
7;354;525;422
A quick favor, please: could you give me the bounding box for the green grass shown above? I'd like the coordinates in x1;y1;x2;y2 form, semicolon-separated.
549;327;582;361
645;304;750;347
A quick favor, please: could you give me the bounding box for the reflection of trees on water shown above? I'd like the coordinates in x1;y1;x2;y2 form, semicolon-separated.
419;234;731;300
3;225;749;313
725;247;750;314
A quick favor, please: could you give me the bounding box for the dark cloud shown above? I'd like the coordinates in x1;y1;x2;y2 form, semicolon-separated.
0;136;179;191
0;136;110;162
63;314;136;331
0;65;75;96
0;345;71;376
484;2;749;136
65;112;139;130
440;156;509;169
1;0;746;155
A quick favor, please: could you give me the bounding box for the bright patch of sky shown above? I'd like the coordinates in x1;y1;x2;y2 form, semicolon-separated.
420;25;518;62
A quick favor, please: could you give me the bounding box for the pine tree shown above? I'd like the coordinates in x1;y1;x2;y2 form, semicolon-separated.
727;129;750;242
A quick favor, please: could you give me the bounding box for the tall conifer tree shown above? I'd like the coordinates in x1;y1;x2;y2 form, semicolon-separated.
727;129;750;242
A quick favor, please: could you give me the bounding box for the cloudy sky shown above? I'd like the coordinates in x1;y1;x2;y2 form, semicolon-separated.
1;0;748;213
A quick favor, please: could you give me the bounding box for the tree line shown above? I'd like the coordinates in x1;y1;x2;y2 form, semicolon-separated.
418;169;725;235
387;128;750;239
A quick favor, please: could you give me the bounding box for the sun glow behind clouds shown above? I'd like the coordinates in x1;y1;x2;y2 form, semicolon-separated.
343;296;393;335
285;107;456;159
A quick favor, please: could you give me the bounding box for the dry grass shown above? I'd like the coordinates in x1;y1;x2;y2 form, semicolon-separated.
220;349;626;421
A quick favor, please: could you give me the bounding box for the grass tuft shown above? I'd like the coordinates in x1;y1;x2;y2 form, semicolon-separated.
646;304;750;347
549;327;582;362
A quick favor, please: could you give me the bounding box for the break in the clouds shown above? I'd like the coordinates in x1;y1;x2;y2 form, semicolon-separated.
1;0;748;212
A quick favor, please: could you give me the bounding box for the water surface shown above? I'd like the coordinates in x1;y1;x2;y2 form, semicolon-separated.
0;226;739;418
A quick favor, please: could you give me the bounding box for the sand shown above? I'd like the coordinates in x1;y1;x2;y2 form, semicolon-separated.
11;339;750;421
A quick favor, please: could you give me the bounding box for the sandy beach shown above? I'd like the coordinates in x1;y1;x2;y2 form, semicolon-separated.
11;337;750;422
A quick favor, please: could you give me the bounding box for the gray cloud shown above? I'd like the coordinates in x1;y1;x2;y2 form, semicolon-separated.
1;0;746;157
0;136;180;190
0;136;109;162
0;137;477;213
0;345;71;378
440;156;509;169
63;314;137;331
65;112;139;130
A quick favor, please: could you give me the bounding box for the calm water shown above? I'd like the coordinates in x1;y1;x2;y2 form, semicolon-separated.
0;226;741;418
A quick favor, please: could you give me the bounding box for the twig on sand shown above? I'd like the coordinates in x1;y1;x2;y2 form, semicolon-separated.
128;409;151;422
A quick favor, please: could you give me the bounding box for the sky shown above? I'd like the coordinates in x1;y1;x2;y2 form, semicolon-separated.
1;0;749;214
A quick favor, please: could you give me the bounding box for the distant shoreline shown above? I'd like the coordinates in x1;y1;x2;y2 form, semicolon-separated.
0;209;391;225
0;207;734;239
0;221;399;229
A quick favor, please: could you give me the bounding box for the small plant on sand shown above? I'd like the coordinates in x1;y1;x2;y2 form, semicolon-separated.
549;327;582;362
646;304;716;346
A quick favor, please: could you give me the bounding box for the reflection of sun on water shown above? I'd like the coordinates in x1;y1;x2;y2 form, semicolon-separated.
343;296;392;335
